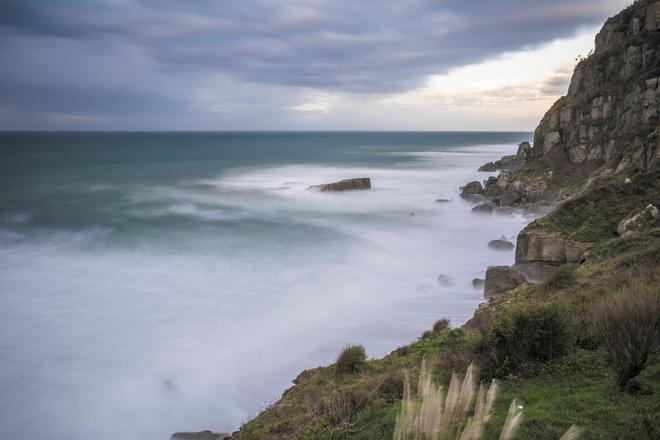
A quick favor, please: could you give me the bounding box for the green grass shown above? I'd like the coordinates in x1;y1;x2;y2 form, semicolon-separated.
483;350;660;440
533;170;660;242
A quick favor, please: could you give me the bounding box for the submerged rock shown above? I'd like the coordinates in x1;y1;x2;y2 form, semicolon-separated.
484;266;527;297
435;198;451;203
472;278;485;289
310;178;371;192
617;204;660;236
437;274;455;287
171;431;229;440
488;239;515;251
472;202;497;214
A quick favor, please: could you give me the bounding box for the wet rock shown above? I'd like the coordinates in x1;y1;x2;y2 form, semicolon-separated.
500;190;522;206
310;178;371;192
437;274;455;287
472;278;485;289
495;206;514;216
494;155;516;171
484;266;527;297
515;230;592;265
488;239;515;251
435;198;451;203
483;177;501;197
478;162;497;172
472;202;497;214
617;204;660;237
171;431;229;440
460;181;484;200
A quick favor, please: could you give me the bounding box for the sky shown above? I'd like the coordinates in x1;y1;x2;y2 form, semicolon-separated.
0;0;630;131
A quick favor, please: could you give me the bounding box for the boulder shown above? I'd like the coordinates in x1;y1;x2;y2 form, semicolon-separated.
472;278;485;289
460;181;484;200
515;230;592;265
488;239;515;251
500;190;522;207
483;177;501;197
437;274;455;287
478;162;497;172
171;432;229;440
310;178;371;192
472;202;497;214
494;155;516;171
617;204;660;236
484;266;527;297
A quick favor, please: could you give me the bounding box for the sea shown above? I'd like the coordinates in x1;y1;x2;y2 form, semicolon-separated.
0;131;531;439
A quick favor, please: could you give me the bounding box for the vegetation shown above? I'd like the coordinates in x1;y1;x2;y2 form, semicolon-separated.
336;345;368;376
532;170;660;242
591;279;660;390
479;302;571;379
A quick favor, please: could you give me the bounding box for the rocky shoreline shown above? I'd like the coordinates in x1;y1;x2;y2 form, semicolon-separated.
172;1;660;437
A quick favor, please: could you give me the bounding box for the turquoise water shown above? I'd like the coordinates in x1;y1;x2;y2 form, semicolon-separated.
0;131;530;439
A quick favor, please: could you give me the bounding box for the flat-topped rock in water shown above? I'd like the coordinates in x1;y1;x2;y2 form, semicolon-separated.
488;239;515;251
171;431;229;440
310;178;371;192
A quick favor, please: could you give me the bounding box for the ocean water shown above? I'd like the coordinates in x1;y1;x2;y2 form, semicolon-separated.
0;131;531;439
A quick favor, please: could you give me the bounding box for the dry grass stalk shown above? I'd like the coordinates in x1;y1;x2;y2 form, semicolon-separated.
559;424;583;440
394;361;490;440
499;399;523;440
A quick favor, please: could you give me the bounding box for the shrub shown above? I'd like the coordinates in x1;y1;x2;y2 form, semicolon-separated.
481;302;571;378
336;344;367;376
541;264;578;291
377;370;404;402
323;387;370;426
591;281;660;390
433;318;450;333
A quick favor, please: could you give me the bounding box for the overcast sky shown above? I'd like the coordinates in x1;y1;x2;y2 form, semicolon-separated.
0;0;629;131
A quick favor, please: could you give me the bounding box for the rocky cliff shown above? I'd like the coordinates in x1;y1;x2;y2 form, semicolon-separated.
480;0;660;211
529;0;660;175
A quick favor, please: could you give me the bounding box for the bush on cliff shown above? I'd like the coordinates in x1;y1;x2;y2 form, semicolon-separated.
480;302;571;378
591;279;660;390
336;345;367;376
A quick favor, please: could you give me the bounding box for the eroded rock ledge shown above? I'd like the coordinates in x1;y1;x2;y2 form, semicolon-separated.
310;177;371;192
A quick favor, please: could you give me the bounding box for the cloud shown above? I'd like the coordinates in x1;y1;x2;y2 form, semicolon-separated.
0;0;629;129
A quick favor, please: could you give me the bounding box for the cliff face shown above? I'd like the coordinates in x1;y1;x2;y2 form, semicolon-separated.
524;0;660;176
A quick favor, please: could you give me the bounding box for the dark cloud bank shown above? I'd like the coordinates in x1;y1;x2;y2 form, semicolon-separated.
0;0;626;129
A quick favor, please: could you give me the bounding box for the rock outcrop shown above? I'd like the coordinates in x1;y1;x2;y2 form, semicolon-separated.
484;266;527;297
310;178;371;192
515;230;592;265
617;203;660;236
528;0;660;176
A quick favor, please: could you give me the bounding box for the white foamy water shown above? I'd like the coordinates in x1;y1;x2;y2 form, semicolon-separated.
0;139;530;439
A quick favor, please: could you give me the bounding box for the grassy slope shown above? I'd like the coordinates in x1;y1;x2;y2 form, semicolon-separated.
234;172;660;439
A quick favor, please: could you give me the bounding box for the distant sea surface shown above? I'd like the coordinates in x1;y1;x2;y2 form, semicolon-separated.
0;132;531;439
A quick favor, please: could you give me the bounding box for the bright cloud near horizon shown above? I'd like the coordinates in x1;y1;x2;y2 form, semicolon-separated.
0;0;629;131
